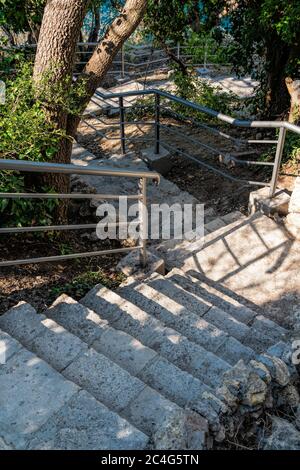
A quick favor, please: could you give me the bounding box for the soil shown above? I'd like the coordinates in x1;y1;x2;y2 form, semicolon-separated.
0;181;126;315
78;112;298;216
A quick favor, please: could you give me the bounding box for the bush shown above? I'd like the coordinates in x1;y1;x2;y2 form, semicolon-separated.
0;62;63;227
170;67;237;123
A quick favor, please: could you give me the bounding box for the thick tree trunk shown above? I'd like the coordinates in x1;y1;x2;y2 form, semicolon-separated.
264;37;290;119
33;0;89;222
33;0;147;223
285;78;300;124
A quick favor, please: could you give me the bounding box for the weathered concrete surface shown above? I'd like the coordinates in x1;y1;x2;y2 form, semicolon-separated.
151;409;208;450
118;280;255;365
0;348;78;449
81;284;231;388
166;267;257;325
27;390;149;450
180;213;300;328
48;294;110;346
286;177;300;239
0;330;22;363
117;250;165;278
141;145;173;175
249;187;290;217
63;348;146;413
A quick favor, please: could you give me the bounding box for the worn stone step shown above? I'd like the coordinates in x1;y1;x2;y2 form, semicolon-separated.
145;272;283;353
166;269;288;353
0;302;186;438
81;285;231;389
47;295;214;408
156;212;246;270
180;213;300;329
118;280;255;365
167;267;257;325
0;324;147;450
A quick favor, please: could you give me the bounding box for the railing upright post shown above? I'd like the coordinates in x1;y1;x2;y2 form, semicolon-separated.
139;177;148;268
177;42;180;60
154;93;160;155
119;96;126;155
269;127;286;198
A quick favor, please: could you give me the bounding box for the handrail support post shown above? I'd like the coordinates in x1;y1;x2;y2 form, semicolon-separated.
155;93;160;155
269;127;286;198
119;96;126;155
139;177;148;268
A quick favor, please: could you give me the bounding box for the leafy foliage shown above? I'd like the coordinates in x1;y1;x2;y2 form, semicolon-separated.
50;269;125;299
171;66;237;122
0;56;87;227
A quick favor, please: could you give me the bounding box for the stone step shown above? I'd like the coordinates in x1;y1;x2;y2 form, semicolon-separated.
0;302;185;438
47;294;214;408
117;280;256;365
0;324;147;450
167;267;257;324
156;211;246;270
145;272;287;354
180;270;289;350
81;285;231;389
178;213;300;328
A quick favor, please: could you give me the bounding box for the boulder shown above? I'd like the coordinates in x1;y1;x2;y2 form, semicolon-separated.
263;416;300;450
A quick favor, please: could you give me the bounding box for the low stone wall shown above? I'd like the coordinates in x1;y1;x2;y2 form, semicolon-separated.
286;177;300;238
194;341;299;446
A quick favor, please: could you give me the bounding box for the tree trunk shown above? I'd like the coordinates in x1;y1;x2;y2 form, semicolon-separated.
88;7;101;43
189;0;201;33
264;37;290;119
33;0;89;222
285;77;300;124
80;0;148;100
33;0;147;223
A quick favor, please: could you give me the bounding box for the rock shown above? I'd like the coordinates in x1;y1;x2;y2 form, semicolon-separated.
250;360;272;385
151;409;208;450
295;405;300;431
258;354;290;387
275;384;299;409
221;360;267;408
263;416;300;450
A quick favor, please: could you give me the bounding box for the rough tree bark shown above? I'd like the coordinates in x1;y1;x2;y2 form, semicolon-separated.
33;0;89;222
285;78;300;124
33;0;147;222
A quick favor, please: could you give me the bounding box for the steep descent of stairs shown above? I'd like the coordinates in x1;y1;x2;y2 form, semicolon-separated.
0;318;148;450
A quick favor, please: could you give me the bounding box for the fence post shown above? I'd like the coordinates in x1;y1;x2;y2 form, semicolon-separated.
154;93;160;155
139;177;148;268
269;127;286;198
119;96;126;155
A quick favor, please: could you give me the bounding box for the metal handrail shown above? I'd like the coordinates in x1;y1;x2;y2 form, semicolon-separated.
0;159;160;268
93;87;300;197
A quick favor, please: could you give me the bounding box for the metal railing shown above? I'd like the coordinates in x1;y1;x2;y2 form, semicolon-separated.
0;159;160;268
1;41;225;80
85;87;300;198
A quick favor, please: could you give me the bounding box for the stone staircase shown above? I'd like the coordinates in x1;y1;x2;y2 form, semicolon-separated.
1;211;298;449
